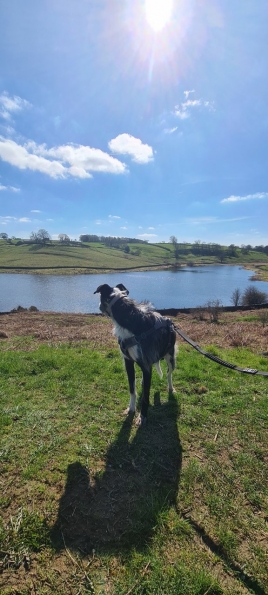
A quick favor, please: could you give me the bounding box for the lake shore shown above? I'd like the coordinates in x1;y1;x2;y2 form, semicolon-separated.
1;261;268;281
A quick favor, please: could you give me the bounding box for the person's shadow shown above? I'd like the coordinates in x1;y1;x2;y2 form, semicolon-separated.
51;391;182;554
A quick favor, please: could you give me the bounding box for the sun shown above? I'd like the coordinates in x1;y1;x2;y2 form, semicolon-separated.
145;0;173;32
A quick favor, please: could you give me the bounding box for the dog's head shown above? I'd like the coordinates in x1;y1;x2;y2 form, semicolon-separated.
94;283;129;316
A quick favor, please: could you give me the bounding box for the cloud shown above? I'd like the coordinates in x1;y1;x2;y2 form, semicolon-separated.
108;134;154;164
0;183;20;192
0;91;31;120
0;137;127;179
138;233;157;238
164;126;178;134
0;215;31;224
184;90;195;99
221;192;268;203
175;93;214;119
109;215;121;219
31;210;41;213
186;216;250;225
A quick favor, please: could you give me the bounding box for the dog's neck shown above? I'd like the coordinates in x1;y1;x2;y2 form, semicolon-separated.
108;293;124;308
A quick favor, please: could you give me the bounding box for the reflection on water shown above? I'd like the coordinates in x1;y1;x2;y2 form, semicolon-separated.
1;266;268;313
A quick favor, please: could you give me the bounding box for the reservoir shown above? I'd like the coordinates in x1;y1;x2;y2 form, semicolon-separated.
1;266;268;313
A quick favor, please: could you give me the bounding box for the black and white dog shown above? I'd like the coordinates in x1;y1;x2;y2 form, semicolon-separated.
94;283;177;424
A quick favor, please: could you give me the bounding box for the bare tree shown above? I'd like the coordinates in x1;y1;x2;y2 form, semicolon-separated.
58;234;70;244
30;229;51;244
231;288;241;307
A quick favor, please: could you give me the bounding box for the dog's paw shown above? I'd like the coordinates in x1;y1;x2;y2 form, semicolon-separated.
168;387;176;394
123;407;135;416
136;414;147;427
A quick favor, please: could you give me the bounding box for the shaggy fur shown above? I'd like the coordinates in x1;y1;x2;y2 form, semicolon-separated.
94;283;177;424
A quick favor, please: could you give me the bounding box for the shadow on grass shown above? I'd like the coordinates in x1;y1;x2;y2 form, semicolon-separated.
51;391;181;554
182;515;267;595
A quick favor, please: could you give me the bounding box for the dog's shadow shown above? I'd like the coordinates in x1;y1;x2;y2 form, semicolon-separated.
51;392;182;554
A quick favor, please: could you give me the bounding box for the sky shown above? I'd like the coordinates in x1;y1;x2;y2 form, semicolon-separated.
0;0;268;246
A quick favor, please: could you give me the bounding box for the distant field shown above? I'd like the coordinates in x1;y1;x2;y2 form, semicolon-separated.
0;240;268;279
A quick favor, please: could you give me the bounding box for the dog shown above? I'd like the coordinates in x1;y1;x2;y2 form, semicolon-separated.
94;283;177;424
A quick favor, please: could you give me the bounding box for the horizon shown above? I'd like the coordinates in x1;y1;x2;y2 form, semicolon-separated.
0;1;268;246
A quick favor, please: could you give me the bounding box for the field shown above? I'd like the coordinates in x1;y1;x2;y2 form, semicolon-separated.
1;240;268;280
0;309;268;594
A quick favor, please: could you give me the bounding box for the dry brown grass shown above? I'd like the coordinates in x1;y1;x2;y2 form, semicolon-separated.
0;308;267;352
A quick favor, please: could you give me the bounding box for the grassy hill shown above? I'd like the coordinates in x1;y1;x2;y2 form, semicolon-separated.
0;239;268;279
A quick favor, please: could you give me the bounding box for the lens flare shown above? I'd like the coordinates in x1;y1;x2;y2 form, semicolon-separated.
145;0;173;32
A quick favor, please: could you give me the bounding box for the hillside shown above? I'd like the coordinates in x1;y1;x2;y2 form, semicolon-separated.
0;239;268;280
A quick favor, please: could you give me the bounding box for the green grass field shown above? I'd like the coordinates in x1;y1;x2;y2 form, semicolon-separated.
1;240;268;278
1;329;267;594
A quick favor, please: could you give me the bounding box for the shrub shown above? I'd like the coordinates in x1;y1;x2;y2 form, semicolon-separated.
241;286;268;306
206;299;222;323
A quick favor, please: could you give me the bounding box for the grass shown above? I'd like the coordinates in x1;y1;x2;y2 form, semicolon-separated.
1;240;268;277
0;332;268;594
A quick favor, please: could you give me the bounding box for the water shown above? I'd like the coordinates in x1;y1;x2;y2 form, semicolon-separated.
1;266;268;313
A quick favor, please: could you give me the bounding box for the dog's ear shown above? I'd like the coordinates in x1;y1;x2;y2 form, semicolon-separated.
94;284;113;296
116;283;129;295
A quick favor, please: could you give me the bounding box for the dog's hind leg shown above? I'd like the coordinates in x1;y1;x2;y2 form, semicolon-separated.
124;358;137;413
139;366;152;425
164;350;176;393
154;361;163;378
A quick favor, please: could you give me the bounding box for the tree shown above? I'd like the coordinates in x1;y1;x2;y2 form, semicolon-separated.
30;229;51;244
170;236;180;260
231;288;242;307
58;234;70;244
0;232;8;239
241;286;267;306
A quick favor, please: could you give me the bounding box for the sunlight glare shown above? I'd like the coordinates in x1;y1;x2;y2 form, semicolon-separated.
145;0;173;32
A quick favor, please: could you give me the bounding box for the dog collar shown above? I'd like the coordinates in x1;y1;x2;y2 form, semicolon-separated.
108;292;124;308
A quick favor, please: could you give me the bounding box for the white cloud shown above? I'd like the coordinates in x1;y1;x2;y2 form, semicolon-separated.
0;215;31;224
0;91;31;120
186;216;250;225
109;215;121;219
138;233;157;238
120;226;127;230
175;93;214;119
0;137;68;178
164;126;178;134
31;210;41;213
221;192;268;203
108;134;154;164
0;183;20;192
184;90;195;99
0;137;127;179
38;143;126;176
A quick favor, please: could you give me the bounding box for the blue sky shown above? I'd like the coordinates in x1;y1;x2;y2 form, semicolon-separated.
0;0;267;245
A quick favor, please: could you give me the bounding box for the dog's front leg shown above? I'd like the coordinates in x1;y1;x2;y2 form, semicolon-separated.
124;358;137;413
139;366;152;425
